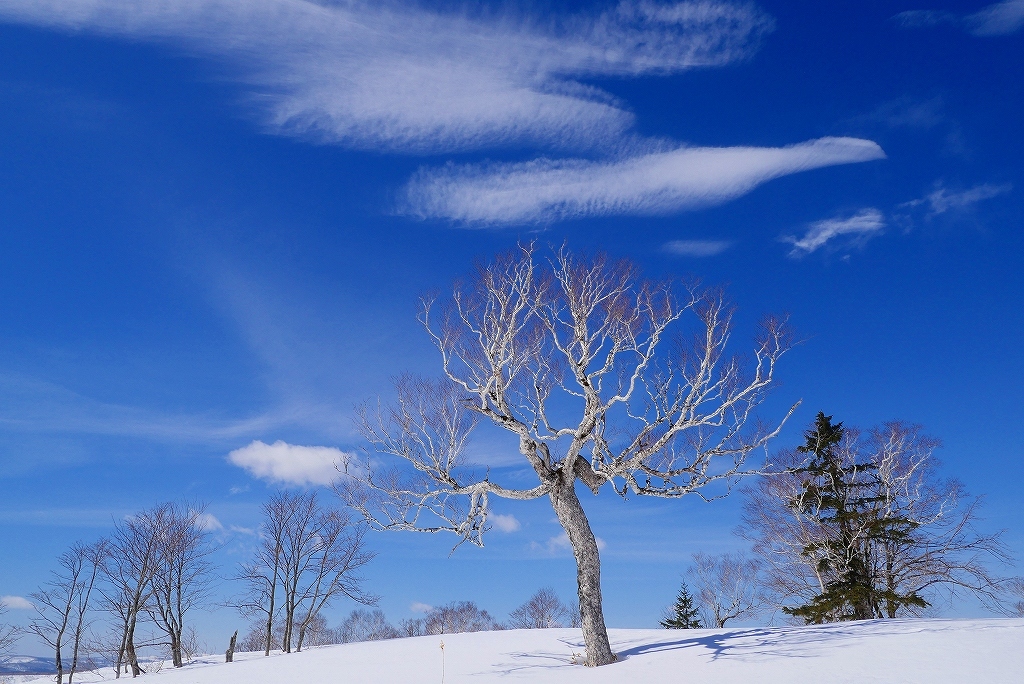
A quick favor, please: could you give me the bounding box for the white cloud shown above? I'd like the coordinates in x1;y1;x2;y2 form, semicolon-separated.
662;239;733;257
894;2;1024;36
783;208;885;257
403;137;884;224
900;183;1012;217
194;512;223;532
489;513;521;533
0;0;773;153
1;595;33;610
534;532;607;554
409;602;433;614
228;439;348;486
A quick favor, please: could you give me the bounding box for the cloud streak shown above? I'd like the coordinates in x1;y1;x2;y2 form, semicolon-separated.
783;208;885;257
894;1;1024;36
0;0;774;153
900;183;1012;218
404;137;885;224
662;239;734;256
228;439;348;486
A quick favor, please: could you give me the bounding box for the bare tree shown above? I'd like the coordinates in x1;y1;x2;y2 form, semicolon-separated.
423;601;500;634
234;492;375;655
147;503;214;668
508;588;570;629
0;602;20;657
103;504;168;677
28;540;106;684
293;510;376;652
337;609;399;643
277;491;376;653
741;419;1010;620
233;491;295;656
687;552;763;628
1002;577;1024;616
339;245;794;665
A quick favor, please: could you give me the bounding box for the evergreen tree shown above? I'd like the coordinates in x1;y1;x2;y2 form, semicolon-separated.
660;581;703;629
783;413;927;623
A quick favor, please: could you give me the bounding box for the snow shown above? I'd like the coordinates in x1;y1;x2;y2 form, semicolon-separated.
18;619;1024;684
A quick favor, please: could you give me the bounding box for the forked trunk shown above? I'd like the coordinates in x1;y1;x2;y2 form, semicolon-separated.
549;479;616;667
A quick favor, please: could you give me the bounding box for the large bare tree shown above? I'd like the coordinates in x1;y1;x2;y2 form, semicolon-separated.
741;418;1010;620
340;245;794;665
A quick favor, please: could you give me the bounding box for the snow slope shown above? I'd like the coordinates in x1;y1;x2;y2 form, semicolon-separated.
23;619;1024;684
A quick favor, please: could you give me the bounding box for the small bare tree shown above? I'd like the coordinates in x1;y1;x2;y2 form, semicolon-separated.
423;601;500;634
508;588;570;629
1003;577;1024;616
741;419;1010;620
337;609;399;643
0;603;20;657
147;503;214;668
687;552;763;628
340;245;794;665
28;540;106;684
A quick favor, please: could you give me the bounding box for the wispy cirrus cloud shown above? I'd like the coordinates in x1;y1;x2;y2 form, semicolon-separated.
899;182;1012;218
0;372;288;443
783;208;886;257
894;1;1024;36
228;439;348;486
0;0;774;153
403;137;885;225
662;239;734;257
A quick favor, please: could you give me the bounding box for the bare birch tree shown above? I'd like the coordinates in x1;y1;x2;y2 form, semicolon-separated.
339;244;794;666
147;503;214;668
687;552;764;628
741;419;1010;620
28;540;106;684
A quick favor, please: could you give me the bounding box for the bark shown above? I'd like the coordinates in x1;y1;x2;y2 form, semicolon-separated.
549;480;615;667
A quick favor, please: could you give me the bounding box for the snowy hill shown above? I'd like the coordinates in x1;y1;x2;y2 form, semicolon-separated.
19;619;1024;684
0;655;56;675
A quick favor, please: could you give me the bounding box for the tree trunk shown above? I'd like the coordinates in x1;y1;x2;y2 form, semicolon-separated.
125;614;143;677
549;479;615;667
226;630;237;663
170;629;183;668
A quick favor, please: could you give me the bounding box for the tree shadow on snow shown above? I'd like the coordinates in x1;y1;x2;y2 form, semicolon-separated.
616;620;972;663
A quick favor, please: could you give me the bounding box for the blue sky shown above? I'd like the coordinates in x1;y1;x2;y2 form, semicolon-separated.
1;0;1022;652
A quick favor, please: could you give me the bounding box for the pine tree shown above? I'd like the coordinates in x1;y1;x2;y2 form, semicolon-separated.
660;581;703;629
783;413;927;623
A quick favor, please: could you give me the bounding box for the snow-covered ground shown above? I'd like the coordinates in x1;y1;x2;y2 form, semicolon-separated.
16;619;1024;684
